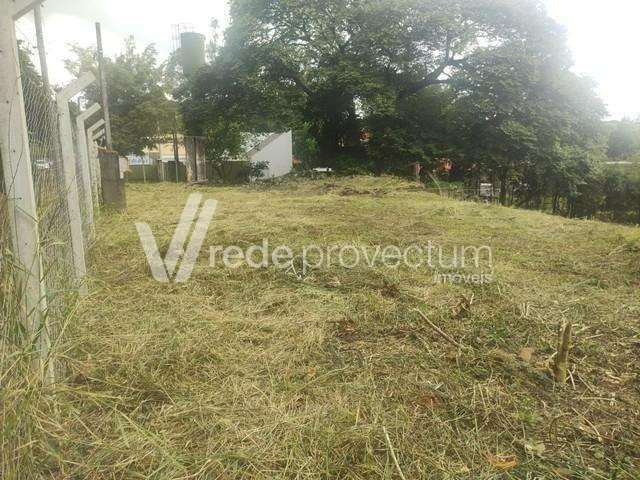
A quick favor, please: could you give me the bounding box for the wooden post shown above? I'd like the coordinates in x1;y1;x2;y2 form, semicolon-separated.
56;72;96;296
1;0;52;382
95;22;113;150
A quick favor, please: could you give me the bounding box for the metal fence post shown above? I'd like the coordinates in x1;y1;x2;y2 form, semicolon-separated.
1;0;52;381
56;72;96;296
75;103;101;239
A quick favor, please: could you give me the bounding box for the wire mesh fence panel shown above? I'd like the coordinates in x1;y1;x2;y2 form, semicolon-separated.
18;39;79;371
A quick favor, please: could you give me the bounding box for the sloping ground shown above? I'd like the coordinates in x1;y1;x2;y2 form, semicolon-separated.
56;176;639;478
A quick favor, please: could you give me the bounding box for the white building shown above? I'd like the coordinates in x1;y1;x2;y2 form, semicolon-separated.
242;131;293;179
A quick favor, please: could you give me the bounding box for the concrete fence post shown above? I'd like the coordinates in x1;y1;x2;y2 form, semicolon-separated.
87;119;105;205
93;129;106;141
1;0;52;382
56;72;96;296
75;103;101;239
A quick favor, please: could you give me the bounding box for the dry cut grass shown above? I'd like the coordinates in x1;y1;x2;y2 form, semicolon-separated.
26;176;640;478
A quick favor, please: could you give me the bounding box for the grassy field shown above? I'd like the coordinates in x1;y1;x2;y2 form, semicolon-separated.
40;176;640;478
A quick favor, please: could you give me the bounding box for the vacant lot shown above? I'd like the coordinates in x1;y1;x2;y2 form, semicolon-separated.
56;176;639;478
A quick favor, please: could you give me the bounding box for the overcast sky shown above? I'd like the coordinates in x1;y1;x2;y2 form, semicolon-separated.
15;0;640;120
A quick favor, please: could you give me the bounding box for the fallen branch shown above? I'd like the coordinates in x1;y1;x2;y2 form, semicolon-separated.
415;308;468;350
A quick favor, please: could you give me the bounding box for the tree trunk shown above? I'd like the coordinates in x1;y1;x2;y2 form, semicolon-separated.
372;156;382;176
499;170;508;206
552;192;560;214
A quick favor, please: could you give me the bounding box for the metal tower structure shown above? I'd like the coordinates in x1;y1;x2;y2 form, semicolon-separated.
170;23;195;53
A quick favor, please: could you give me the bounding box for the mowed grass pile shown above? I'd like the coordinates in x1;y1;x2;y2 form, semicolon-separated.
50;176;639;478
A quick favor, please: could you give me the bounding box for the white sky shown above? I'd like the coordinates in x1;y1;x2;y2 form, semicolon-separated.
15;0;230;87
14;0;640;120
542;0;639;120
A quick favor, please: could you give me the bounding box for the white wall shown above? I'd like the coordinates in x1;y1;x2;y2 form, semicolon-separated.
249;131;293;179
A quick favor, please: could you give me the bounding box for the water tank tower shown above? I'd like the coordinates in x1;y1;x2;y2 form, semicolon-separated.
180;32;206;76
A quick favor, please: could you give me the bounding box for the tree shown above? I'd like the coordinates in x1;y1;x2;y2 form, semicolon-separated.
600;166;640;222
449;38;605;206
607;121;640;160
365;86;457;175
177;35;304;167
65;38;178;155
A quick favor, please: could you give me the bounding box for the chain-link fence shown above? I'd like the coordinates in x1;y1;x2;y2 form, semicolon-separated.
21;61;77;348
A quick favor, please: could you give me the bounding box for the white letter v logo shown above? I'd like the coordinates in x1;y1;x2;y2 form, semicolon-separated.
136;194;217;283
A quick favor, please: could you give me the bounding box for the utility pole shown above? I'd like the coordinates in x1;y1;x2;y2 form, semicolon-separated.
95;22;113;150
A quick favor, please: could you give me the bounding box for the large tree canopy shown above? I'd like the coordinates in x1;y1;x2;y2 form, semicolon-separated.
607;120;640;160
183;0;601;152
450;39;605;203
